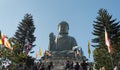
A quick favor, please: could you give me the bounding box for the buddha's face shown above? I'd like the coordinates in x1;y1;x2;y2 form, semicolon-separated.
58;24;69;34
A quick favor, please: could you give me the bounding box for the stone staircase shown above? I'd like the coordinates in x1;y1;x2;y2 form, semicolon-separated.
52;64;65;70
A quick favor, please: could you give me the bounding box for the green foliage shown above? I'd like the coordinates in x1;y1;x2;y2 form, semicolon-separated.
0;13;36;69
14;13;36;52
93;48;112;69
92;8;120;69
13;13;36;69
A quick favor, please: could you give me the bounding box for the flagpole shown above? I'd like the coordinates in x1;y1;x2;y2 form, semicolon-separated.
109;53;114;69
88;41;91;58
104;27;115;69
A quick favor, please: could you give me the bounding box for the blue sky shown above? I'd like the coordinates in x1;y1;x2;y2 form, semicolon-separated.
0;0;120;61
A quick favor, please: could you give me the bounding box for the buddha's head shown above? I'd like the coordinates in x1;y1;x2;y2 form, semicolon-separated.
58;21;69;35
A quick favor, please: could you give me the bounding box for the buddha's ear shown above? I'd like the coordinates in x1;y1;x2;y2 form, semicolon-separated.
57;24;60;32
66;26;69;31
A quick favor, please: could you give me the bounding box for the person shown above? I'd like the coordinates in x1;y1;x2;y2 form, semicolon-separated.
114;66;118;70
37;61;41;70
70;61;74;69
74;62;80;70
65;60;70;70
81;60;88;70
101;66;105;70
47;61;53;70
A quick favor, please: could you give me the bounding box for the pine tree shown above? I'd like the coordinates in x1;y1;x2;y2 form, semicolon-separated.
13;13;36;69
0;14;36;69
92;8;120;69
14;13;36;53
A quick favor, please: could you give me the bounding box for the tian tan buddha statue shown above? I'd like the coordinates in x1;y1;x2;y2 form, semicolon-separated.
48;21;78;57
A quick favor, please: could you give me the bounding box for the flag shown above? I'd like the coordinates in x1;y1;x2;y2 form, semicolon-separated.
80;48;83;56
0;39;2;44
105;28;112;53
1;33;5;45
25;48;29;55
0;30;1;39
1;33;13;50
24;39;30;48
45;51;51;56
27;42;31;49
24;39;31;54
36;52;38;59
0;31;1;44
76;50;80;55
74;51;77;57
0;31;3;45
4;38;13;51
88;41;91;58
39;48;42;56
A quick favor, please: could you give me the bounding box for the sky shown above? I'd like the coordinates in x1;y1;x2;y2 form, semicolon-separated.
0;0;120;62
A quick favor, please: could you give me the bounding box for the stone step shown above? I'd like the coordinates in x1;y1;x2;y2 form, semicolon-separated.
52;65;65;70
